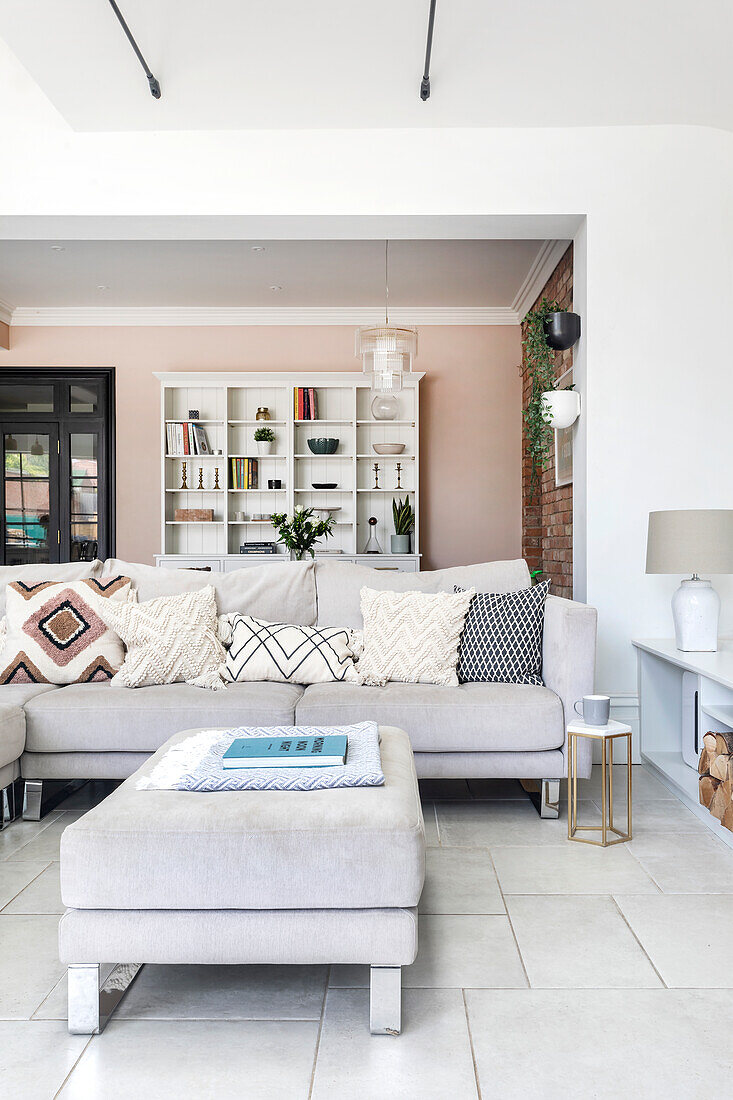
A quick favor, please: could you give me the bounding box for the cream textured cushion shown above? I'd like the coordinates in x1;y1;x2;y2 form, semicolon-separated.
220;614;361;685
0;576;132;686
94;585;226;690
357;586;475;687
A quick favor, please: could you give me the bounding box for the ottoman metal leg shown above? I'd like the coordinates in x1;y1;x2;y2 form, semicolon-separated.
68;963;142;1034
369;966;402;1035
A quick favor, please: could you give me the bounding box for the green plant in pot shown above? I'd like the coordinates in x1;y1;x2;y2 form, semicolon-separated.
391;496;414;554
254;426;275;455
271;507;334;559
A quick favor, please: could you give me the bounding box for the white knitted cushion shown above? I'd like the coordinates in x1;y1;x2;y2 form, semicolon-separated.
94;585;226;690
221;614;360;685
357;586;475;687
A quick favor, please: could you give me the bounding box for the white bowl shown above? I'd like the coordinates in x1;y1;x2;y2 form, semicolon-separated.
372;443;405;455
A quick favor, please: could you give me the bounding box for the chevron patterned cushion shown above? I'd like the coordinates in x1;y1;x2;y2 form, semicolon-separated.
94;584;226;690
0;575;132;685
222;615;360;684
455;581;549;685
357;586;475;687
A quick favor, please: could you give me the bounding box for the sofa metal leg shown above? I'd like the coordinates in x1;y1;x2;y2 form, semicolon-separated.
23;779;85;821
1;779;21;829
68;963;142;1034
369;966;402;1035
538;779;560;818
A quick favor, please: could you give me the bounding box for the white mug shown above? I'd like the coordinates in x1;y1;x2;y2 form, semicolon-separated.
574;695;610;726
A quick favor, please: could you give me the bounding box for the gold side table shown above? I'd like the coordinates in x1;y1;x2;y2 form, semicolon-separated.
568;719;632;846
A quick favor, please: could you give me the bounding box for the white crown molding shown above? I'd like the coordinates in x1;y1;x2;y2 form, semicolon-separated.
511;239;571;321
0;297;14;326
9;304;520;327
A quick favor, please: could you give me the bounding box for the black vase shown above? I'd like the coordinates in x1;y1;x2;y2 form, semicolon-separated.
543;312;581;351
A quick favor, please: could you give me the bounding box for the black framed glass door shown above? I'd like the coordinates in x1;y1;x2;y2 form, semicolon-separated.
0;370;115;565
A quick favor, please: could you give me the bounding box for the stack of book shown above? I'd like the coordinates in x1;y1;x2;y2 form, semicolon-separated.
166;422;211;456
231;457;258;489
239;541;277;555
294;387;318;420
223;734;347;769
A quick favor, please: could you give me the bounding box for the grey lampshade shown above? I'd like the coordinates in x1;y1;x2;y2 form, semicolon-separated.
646;510;733;575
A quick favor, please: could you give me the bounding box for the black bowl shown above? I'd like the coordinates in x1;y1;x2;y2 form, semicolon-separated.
311;482;337;489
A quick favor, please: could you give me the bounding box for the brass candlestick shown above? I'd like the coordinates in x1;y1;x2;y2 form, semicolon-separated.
373;463;380;489
197;467;204;490
180;462;188;489
214;467;221;490
395;462;402;489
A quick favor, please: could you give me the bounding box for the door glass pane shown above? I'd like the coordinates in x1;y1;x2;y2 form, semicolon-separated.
70;383;99;414
0;384;54;414
70;433;98;561
4;433;51;565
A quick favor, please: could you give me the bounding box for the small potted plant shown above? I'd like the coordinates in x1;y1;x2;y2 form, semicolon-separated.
271;507;334;560
254;426;275;455
391;496;414;554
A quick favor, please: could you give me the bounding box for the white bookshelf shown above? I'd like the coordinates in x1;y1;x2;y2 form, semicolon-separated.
154;372;423;571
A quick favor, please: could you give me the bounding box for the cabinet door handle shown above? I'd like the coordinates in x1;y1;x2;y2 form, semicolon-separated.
374;566;399;570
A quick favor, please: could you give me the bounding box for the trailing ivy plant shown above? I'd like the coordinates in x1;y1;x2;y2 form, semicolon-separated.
522;297;562;501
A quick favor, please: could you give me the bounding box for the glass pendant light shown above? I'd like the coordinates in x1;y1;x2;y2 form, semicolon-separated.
356;241;418;394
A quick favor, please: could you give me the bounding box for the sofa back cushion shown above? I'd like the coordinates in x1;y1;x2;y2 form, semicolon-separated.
0;560;102;617
103;559;317;625
315;559;531;628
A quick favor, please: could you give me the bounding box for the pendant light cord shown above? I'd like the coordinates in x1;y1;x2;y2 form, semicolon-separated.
385;240;389;326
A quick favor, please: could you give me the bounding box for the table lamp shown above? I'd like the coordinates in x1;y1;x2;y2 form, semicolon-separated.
646;509;733;651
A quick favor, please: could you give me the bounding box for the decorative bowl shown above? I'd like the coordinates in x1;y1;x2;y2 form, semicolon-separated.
311;482;338;489
307;437;339;455
372;443;405;455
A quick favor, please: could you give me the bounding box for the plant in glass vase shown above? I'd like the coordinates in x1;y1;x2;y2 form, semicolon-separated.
271;507;335;559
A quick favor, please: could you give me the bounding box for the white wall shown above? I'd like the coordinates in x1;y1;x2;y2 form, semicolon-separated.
2;42;733;698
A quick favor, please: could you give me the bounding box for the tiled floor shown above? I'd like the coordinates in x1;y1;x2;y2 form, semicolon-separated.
2;768;733;1098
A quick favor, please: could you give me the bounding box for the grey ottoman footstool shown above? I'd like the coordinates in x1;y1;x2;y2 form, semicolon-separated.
59;724;425;1035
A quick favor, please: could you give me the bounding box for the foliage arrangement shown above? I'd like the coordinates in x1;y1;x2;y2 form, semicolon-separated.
522;297;563;501
392;496;415;535
270;507;334;559
254;426;276;442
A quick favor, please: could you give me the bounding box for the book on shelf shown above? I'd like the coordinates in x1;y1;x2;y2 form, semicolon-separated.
239;544;277;554
222;734;347;769
166;422;211;457
230;457;258;490
293;387;318;421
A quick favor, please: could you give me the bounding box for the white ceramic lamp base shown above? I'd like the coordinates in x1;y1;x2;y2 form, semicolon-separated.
671;577;720;651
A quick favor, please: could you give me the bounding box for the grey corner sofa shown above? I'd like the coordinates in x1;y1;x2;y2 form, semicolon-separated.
0;555;597;824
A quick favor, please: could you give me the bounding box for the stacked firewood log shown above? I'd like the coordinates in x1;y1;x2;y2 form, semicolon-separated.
699;732;733;832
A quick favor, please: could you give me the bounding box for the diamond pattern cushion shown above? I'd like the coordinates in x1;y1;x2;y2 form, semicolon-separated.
0;576;132;685
222;614;360;684
455;581;549;685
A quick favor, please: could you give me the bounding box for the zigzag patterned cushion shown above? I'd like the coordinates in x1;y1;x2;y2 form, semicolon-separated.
455;581;549;685
222;615;360;684
0;576;132;685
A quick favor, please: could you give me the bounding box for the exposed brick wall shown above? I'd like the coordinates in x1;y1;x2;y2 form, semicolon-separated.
521;245;573;599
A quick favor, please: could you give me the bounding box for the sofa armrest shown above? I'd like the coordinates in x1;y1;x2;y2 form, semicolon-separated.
542;594;598;779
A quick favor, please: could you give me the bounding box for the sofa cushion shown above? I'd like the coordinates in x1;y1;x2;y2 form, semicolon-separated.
24;681;304;753
59;725;424;910
296;681;564;753
0;704;25;770
315;559;531;628
0;683;58;708
104;558;317;625
0;560;102;617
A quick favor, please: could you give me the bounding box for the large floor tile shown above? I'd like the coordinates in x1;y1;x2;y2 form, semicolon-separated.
6;812;82;863
591;796;704;836
505;895;661;988
628;833;733;892
420;847;504;914
570;764;674;802
115;963;328;1020
0;1021;89;1099
0;861;50;910
0;915;65;1019
615;894;733;986
492;843;658;895
311;988;478;1100
2;863;62;914
466;988;733;1099
420;802;440;846
58;1019;319;1099
0;814;61;861
436;799;594;847
404;914;526;988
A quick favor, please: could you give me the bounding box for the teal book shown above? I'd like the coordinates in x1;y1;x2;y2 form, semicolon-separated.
222;734;348;770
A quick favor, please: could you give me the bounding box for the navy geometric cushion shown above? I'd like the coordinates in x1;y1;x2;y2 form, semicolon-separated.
454;581;549;685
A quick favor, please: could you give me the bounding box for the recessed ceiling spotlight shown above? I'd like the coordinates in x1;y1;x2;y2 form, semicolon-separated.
96;285;110;291
251;245;266;253
269;285;283;292
51;245;65;252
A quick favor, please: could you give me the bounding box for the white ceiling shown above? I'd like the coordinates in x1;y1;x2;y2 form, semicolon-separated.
0;0;730;132
0;238;546;310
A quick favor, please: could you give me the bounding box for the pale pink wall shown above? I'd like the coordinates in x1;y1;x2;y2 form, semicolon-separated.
0;325;522;569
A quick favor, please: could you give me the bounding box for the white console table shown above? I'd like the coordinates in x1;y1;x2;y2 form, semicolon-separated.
633;638;733;849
